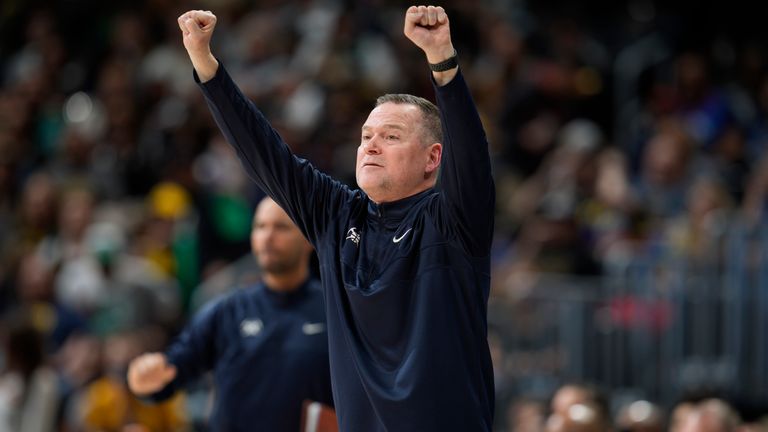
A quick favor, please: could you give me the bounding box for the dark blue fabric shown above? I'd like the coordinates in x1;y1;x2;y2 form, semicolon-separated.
198;65;495;432
153;279;332;432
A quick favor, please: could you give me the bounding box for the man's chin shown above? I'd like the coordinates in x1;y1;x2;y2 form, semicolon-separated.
356;176;382;193
356;178;371;192
262;258;303;274
258;260;281;272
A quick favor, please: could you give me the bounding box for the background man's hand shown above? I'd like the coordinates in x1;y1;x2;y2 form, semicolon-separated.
127;353;177;396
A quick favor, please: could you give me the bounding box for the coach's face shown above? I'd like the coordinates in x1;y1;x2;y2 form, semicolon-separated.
356;102;441;204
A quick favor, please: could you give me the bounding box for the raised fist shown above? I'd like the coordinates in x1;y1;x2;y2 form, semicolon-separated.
403;5;454;64
177;10;217;56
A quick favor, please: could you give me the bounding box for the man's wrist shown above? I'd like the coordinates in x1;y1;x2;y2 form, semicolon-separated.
425;45;457;64
428;49;458;72
191;52;219;83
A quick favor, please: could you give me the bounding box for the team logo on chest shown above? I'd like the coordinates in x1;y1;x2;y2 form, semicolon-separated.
346;227;361;245
240;318;263;336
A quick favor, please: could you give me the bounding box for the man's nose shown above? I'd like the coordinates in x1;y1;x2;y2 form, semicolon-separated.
363;137;381;154
261;227;276;242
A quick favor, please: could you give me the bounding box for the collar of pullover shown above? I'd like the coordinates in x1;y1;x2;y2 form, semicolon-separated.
264;277;310;307
366;188;434;223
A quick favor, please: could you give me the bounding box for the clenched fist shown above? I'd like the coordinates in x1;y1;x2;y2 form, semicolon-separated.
127;353;178;396
404;6;454;65
178;10;216;54
177;10;220;82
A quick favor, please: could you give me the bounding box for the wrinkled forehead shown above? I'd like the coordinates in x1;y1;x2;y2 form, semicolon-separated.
363;102;423;131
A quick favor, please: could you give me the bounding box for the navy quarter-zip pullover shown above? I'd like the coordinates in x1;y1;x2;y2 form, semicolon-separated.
198;65;495;431
151;279;332;432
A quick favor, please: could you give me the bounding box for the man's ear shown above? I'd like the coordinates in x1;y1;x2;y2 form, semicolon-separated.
425;142;442;174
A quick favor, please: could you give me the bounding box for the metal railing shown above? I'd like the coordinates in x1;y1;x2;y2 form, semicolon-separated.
489;222;768;406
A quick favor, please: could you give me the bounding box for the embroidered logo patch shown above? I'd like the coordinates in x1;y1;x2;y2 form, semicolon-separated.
346;227;361;245
240;319;263;336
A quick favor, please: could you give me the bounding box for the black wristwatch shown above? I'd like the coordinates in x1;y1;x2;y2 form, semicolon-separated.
429;49;458;72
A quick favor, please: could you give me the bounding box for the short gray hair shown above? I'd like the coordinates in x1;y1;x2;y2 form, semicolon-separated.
375;94;443;145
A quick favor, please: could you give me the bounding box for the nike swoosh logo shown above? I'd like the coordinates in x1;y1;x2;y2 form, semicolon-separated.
393;228;412;243
302;323;325;335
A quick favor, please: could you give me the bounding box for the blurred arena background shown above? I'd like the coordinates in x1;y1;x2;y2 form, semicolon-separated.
1;0;768;430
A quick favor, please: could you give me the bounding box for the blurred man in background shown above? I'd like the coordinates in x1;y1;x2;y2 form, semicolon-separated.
127;197;333;432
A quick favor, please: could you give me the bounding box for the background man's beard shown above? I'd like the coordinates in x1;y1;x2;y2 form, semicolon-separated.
259;256;300;275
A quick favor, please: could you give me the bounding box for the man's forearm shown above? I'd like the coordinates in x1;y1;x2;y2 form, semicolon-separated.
190;52;219;83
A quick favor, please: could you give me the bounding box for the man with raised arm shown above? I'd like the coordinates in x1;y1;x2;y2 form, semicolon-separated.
178;5;496;431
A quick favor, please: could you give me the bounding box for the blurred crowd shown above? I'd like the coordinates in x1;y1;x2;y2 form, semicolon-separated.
1;0;768;430
501;382;768;432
